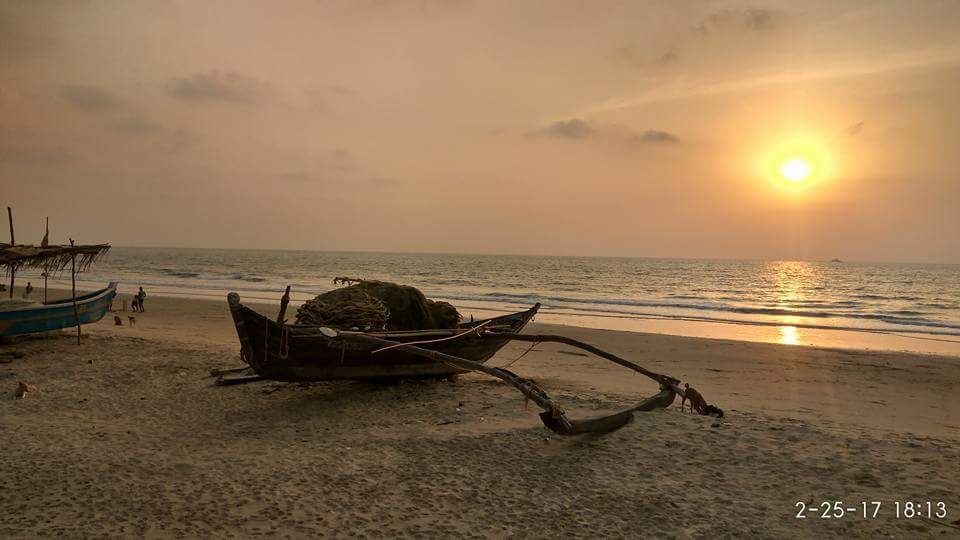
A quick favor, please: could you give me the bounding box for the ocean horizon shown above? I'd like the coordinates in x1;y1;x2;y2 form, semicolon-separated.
103;244;960;266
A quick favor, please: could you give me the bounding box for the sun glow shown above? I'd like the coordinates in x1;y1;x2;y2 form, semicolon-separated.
780;157;812;182
762;138;832;191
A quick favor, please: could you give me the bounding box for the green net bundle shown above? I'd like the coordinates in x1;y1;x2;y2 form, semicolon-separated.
295;280;462;331
295;287;389;330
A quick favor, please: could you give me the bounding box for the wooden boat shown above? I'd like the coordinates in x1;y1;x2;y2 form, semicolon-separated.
227;292;540;382
0;282;118;337
225;290;719;436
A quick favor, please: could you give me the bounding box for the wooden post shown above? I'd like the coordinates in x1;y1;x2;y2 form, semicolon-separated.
276;285;291;324
43;217;49;303
70;238;81;345
7;207;14;299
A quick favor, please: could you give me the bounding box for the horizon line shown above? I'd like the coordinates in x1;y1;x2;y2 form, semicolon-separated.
104;244;960;266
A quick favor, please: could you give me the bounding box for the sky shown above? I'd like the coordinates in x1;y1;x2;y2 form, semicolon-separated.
2;0;959;263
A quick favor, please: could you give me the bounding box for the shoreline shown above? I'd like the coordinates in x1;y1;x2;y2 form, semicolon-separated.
28;281;960;356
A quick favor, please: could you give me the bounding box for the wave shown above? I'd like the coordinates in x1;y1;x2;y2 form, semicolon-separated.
160;268;266;283
41;251;957;340
433;291;960;332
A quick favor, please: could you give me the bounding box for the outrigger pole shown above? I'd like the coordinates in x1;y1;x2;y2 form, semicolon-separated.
347;330;679;435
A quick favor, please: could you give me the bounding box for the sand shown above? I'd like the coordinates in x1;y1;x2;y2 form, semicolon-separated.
1;288;959;538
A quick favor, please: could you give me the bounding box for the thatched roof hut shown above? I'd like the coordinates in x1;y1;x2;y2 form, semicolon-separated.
0;243;111;276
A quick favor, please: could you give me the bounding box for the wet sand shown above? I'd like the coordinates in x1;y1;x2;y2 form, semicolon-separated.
1;289;958;538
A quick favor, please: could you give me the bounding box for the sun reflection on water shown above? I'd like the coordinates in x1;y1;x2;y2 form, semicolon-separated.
779;325;800;345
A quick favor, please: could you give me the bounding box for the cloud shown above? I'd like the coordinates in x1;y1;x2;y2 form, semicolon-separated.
167;72;266;104
845;121;865;137
537;118;595;139
534;119;680;146
694;7;780;35
113;116;162;135
59;85;120;110
632;130;680;144
615;7;783;69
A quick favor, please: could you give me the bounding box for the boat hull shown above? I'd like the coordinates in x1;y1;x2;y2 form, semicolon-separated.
0;283;118;337
228;292;540;382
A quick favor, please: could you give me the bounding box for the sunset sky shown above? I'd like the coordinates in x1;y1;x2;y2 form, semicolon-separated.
2;1;959;263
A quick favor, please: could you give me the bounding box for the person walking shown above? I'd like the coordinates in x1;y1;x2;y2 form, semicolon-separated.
23;282;34;299
136;286;146;313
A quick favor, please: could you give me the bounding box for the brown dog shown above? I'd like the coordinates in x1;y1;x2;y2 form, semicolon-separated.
681;383;724;418
128;316;136;327
114;316;123;326
15;382;37;399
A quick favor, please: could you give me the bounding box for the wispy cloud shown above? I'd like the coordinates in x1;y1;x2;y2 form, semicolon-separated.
59;85;120;110
534;118;679;146
694;7;780;36
113;116;162;135
845;121;865;137
590;49;960;114
614;7;784;69
632;130;679;144
535;118;595;139
168;72;266;105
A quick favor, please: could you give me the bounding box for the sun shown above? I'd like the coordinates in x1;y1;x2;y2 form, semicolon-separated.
761;138;832;191
780;157;812;183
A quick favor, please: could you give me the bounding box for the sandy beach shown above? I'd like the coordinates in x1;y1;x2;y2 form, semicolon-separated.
2;288;958;538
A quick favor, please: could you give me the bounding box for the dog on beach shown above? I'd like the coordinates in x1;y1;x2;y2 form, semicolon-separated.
114;316;123;326
681;383;724;418
128;316;136;327
15;382;37;399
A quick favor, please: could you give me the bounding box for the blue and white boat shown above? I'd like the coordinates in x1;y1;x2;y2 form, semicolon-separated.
0;282;118;337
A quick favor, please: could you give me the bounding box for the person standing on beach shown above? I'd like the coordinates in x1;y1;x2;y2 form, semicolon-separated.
23;282;33;299
136;286;146;312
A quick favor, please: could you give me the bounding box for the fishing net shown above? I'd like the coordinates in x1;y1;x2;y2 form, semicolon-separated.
295;279;461;331
295;287;389;330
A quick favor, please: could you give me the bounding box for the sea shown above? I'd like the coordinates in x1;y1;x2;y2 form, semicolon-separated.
24;247;960;355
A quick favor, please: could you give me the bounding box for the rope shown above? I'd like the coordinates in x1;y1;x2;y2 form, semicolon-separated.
498;339;541;369
278;324;290;359
370;320;493;354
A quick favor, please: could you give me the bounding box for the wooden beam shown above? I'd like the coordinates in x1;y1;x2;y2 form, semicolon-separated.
276;285;291;325
70;238;80;345
7;207;13;299
43;217;48;303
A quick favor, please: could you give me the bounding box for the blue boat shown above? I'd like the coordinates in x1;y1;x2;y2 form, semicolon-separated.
0;282;118;337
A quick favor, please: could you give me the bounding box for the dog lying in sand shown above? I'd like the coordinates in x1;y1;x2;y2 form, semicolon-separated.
15;382;37;399
114;316;123;326
681;383;724;418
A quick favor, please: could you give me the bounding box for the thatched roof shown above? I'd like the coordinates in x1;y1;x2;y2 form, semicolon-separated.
0;243;111;276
